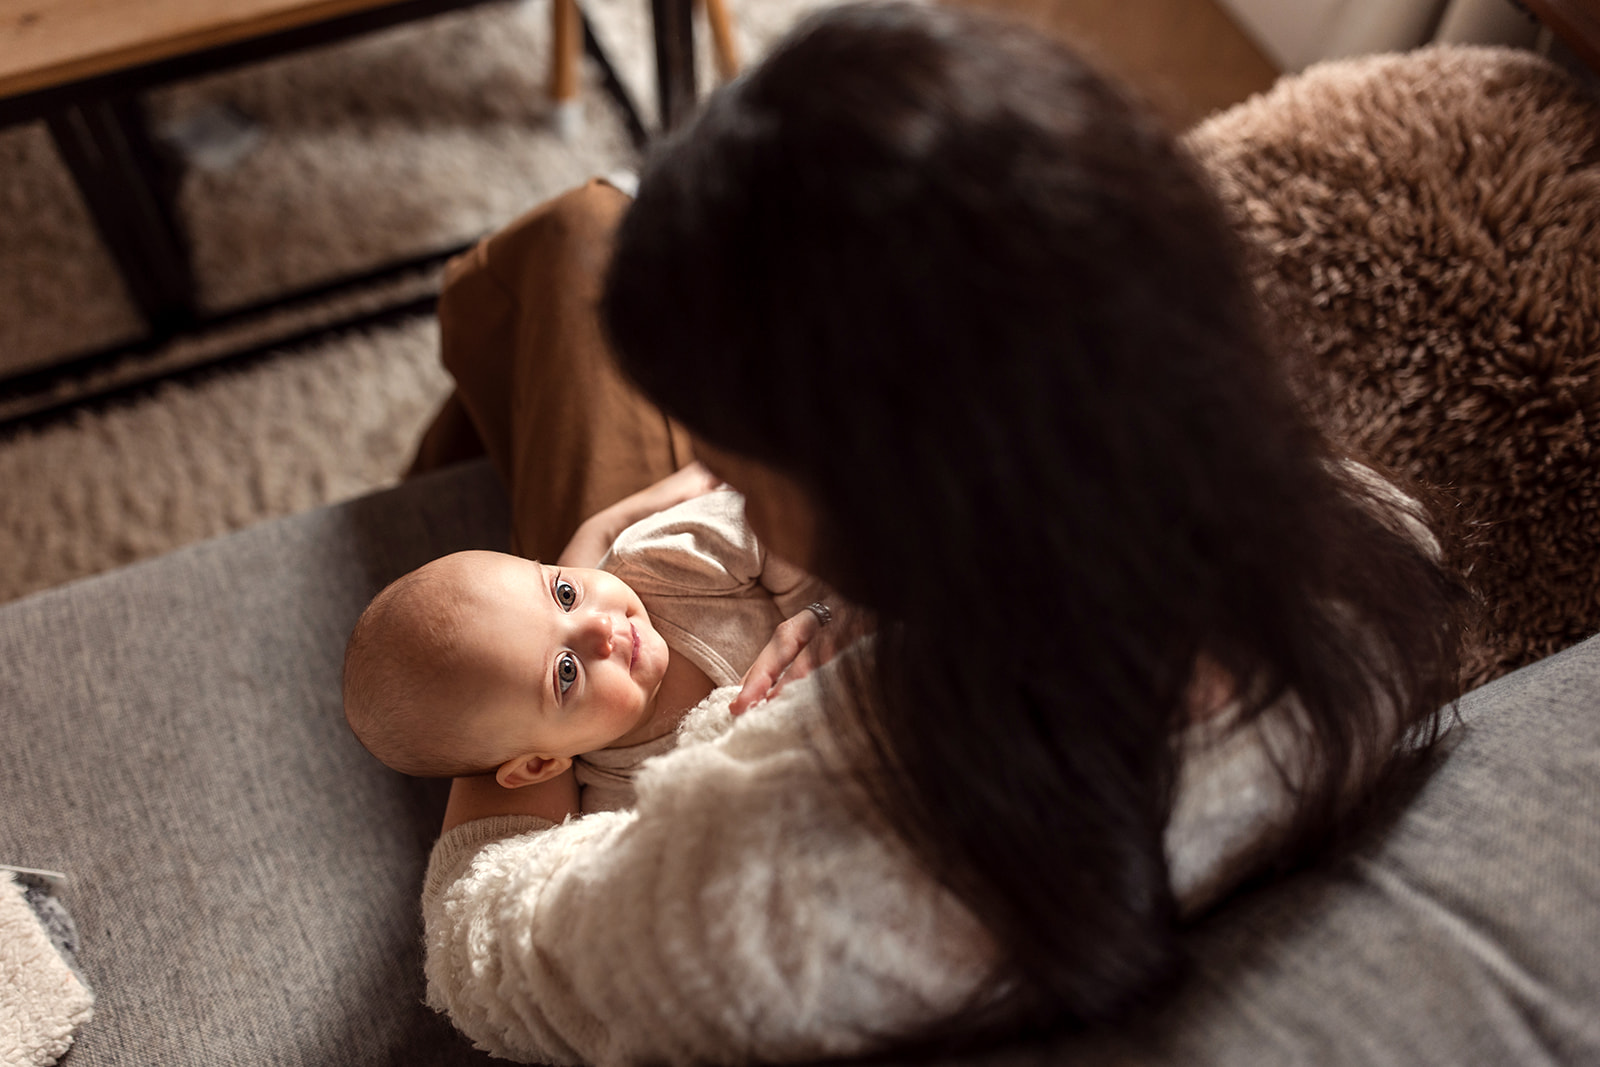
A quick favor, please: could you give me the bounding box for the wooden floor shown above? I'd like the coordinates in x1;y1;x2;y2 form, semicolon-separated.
947;0;1279;129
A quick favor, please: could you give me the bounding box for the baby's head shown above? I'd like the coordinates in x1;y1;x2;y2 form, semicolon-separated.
343;550;670;788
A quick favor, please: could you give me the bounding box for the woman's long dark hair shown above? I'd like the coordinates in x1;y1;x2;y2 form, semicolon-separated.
602;1;1461;1044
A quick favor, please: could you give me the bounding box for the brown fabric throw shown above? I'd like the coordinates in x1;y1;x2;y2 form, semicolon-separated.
1187;45;1600;689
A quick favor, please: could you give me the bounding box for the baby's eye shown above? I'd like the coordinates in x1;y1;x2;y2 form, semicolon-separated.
556;652;578;695
554;576;577;611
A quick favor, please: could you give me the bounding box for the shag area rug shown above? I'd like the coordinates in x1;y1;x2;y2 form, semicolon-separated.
0;0;845;604
1189;45;1600;689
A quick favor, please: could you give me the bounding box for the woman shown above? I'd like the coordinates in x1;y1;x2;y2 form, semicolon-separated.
418;4;1461;1062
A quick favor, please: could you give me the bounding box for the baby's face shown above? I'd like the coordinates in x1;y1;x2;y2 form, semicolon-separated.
464;554;672;759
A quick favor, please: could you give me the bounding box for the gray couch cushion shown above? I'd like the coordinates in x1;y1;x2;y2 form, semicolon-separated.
0;461;508;1065
1026;632;1600;1066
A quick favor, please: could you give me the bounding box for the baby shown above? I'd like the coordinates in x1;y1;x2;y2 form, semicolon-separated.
343;480;824;812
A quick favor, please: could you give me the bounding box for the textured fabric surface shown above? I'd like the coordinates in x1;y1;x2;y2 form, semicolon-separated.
1;459;1597;1064
0;461;509;1065
0;872;94;1066
423;634;1600;1065
422;679;999;1065
1003;633;1600;1066
1187;45;1600;689
419;639;1427;1063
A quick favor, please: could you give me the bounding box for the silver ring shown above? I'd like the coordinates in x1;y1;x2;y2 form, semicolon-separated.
805;602;833;628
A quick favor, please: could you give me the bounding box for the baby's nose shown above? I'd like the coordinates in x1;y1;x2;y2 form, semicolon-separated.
581;611;614;657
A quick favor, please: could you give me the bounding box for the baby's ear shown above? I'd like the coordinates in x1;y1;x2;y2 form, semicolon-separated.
495;753;573;789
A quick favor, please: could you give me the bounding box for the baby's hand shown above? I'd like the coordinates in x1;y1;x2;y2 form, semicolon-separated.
733;602;866;715
651;460;723;506
558;462;722;567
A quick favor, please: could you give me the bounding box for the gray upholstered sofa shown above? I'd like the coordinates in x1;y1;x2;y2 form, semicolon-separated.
3;455;1598;1065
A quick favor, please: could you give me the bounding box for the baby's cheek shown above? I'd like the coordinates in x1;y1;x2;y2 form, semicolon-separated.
646;627;673;686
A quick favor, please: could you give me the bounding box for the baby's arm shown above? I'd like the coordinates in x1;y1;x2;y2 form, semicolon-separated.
731;600;874;714
443;768;579;831
556;462;720;567
736;547;870;715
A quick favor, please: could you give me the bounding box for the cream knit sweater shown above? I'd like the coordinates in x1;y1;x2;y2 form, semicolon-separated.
424;674;996;1065
423;660;1321;1065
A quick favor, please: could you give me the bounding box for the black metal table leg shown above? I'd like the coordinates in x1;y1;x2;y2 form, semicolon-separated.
46;96;195;334
651;0;697;131
581;9;649;149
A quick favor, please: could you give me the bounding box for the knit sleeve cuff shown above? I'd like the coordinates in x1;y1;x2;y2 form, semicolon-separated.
422;815;555;902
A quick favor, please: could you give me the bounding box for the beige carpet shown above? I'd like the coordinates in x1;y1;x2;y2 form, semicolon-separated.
0;0;1273;605
0;0;861;604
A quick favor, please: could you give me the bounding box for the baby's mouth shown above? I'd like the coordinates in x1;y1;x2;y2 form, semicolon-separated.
629;623;640;672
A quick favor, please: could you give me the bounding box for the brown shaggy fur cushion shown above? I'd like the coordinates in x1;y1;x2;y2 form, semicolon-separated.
1185;46;1600;689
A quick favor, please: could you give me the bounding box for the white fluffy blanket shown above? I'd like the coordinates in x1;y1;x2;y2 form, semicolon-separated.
0;871;93;1067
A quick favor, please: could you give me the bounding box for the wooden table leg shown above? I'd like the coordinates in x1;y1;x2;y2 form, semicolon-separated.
551;0;582;136
46;96;195;334
702;0;740;81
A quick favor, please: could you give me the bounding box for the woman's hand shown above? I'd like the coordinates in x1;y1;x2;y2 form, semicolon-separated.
557;462;722;567
442;768;579;832
732;602;870;715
